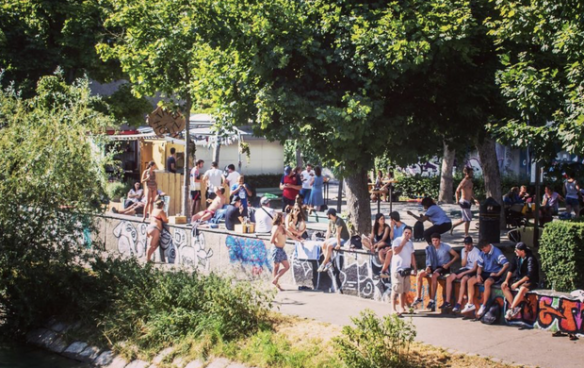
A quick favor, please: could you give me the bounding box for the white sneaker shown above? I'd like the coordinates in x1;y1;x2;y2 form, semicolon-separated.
505;309;514;320
461;303;476;314
511;306;521;317
323;262;332;271
317;264;325;272
477;304;487;318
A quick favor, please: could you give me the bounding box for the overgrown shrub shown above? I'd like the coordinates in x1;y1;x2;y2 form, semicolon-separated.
334;310;416;368
539;219;584;291
105;181;131;201
394;175;442;199
244;174;283;189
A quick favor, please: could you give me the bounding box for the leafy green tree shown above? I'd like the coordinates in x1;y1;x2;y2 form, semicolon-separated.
0;0;120;96
0;73;114;334
487;0;584;160
97;0;205;215
188;0;512;232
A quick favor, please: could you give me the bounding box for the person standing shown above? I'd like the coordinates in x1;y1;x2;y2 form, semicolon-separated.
308;166;325;212
141;161;158;221
190;159;205;216
390;227;417;316
450;167;480;237
270;212;290;291
230;175;253;213
203;161;225;201
146;199;168;262
564;171;580;217
502;242;540;320
280;166;301;212
166;147;177;173
255;197;275;233
300;164;314;205
225;164;241;187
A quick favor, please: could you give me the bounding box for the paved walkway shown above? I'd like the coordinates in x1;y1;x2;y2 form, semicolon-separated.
274;289;582;368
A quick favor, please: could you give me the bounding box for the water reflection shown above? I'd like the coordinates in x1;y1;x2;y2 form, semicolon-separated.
0;343;90;368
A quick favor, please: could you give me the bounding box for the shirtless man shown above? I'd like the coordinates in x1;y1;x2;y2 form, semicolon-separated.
191;187;225;222
451;167;480;237
270;212;290;291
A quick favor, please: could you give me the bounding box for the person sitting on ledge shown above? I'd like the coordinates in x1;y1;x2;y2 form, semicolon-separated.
444;236;480;312
317;208;350;273
461;239;510;318
502;242;540;320
412;233;459;312
191;187;225;223
224;196;243;231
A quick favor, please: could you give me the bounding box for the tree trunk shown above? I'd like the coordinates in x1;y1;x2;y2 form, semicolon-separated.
344;167;372;235
439;141;455;204
295;146;303;168
212;134;221;165
181;94;192;216
476;135;505;228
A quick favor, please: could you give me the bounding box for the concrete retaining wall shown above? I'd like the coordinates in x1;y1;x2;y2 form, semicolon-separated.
93;214;583;336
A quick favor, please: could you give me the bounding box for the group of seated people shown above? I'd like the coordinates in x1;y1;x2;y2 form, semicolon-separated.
369;170;396;202
312;207;538;320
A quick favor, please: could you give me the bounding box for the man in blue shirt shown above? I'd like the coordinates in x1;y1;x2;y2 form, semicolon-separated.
461;239;510;318
412;233;459;311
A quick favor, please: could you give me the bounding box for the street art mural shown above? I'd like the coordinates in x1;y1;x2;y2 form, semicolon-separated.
536;296;584;334
110;220;213;268
225;235;272;275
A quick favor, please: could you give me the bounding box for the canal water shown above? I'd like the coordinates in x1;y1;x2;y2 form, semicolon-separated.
0;343;89;368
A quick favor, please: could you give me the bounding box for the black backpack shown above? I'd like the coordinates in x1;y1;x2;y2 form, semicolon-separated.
350;235;363;249
481;304;501;325
413;221;424;241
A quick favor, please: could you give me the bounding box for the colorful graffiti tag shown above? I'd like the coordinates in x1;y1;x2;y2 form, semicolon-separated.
225;235;272;274
537;296;584;334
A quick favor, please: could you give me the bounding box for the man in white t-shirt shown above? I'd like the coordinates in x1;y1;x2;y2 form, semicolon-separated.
442;236;480;312
190;159;205;216
225;164;241;187
390;227;417;315
255;197;275;233
299;164;314;204
203;161;225;201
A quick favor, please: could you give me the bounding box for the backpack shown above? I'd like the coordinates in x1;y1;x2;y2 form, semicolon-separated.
481;304;500;325
350;235;363;249
413;221;424;241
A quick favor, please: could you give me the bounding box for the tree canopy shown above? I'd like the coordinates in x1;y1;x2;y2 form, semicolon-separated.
487;0;584;160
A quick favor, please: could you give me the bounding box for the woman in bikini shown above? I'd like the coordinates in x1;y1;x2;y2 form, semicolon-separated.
270;212;289;291
286;203;308;242
146;199;168;262
141;161;158;221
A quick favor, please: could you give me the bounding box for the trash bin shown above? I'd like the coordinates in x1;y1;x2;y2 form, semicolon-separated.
479;197;501;244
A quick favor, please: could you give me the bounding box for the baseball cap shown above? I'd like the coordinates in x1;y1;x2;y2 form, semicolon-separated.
326;208;337;217
260;196;271;205
463;236;473;244
515;242;528;251
231;196;241;205
284;165;292;175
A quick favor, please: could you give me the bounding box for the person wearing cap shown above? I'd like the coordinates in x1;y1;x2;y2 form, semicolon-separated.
443;236;481;311
255;196;275;233
280;166;302;212
389;211;406;240
317;208;350;272
225;195;244;231
412;233;459;311
502;242;540;320
462;239;510;317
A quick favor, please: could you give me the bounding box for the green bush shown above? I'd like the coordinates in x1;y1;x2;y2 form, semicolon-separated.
334;310;416;368
105;181;131;201
394;175;442;199
244;174;283;189
539;219;584;291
